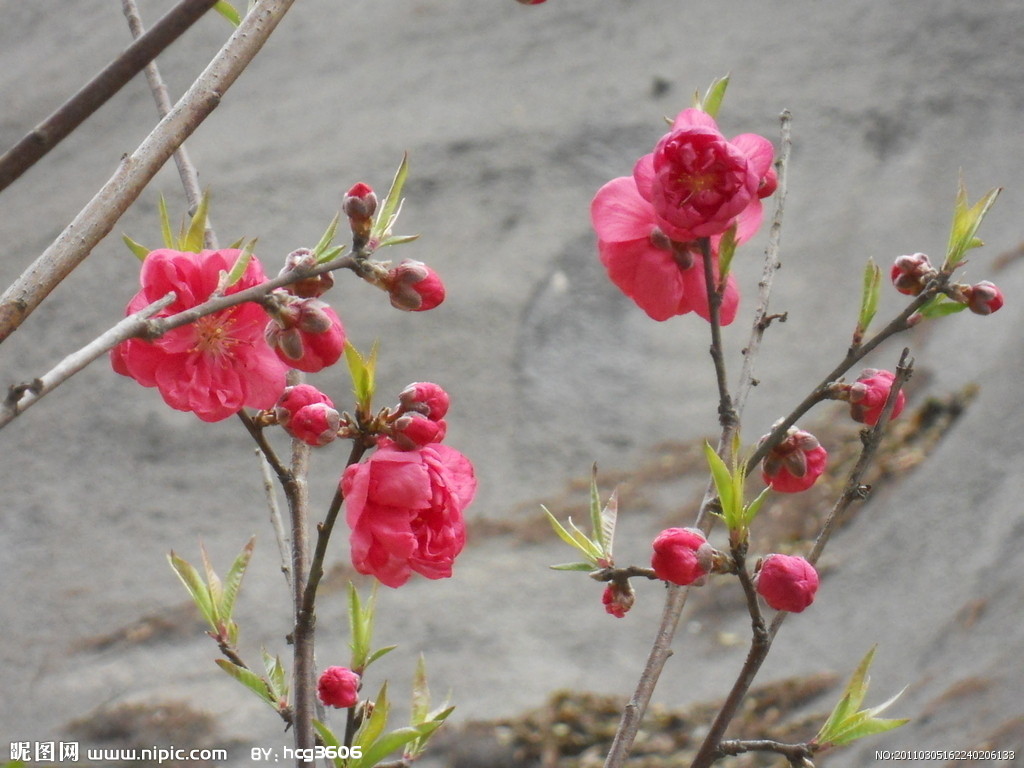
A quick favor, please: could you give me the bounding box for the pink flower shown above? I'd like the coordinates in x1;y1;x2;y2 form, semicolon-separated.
398;382;450;421
288;403;341;447
343;444;477;588
386;259;445;311
651;527;712;586
755;554;819;613
265;295;346;373
274;383;333;426
634;108;774;241
890;252;935;296
111;249;288;422
590;176;740;323
846;369;905;426
601;582;634;618
760;426;828;494
964;281;1004;315
317;666;360;709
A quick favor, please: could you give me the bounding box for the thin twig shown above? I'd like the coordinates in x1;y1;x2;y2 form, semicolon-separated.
258;450;293;591
0;0;221;194
699;237;737;431
718;738;813;765
0;293;175;429
0;0;301;345
121;0;217;248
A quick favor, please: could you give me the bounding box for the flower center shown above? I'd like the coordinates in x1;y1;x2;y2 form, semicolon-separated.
191;313;241;357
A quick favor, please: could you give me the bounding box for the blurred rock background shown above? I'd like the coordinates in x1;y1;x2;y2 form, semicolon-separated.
1;0;1022;764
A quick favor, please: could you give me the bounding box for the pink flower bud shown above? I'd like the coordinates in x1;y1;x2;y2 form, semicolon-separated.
398;381;450;421
755;554;819;613
279;248;335;299
265;298;346;373
343;183;378;247
651;527;712;586
890;252;935;296
964;280;1004;315
386;259;445;311
317;666;360;709
391;412;447;450
760;426;828;494
846;368;905;426
274;384;333;428
287;403;341;446
601;582;634;618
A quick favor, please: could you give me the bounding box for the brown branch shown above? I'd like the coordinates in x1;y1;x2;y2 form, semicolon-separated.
0;0;301;346
0;0;221;194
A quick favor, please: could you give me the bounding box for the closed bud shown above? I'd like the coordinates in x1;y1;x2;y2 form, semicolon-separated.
964;280;1004;315
274;384;333;428
845;368;905;426
287;403;341;447
317;666;361;709
343;183;377;247
601;582;634;618
760;425;828;493
754;554;819;613
266;297;346;373
651;527;712;586
280;248;335;298
890;252;935;296
398;381;450;421
386;259;445;311
391;412;447;450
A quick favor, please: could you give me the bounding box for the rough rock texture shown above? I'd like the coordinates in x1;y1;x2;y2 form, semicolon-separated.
1;0;1022;764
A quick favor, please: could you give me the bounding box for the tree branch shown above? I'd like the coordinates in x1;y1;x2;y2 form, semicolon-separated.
0;0;301;345
0;0;221;194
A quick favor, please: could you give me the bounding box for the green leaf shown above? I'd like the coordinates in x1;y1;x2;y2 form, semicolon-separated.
224;239;256;288
703;442;736;526
357;722;445;768
312;213;341;259
549;562;599;572
827;715;910;747
588;465;604;551
123;234;151;261
344;340;378;414
376;233;421;248
316;244;347;264
915;294;969;319
213;0;241;25
312;720;345;768
717;223;738;281
262;649;288;700
944;179;1000;271
215;659;275;706
411;654;431;726
348;582;369;671
353;682;391;762
220;536;254;621
365;644;397;668
199;542;224;625
816;646;908;749
857;258;882;337
168;551;216;628
182;191;211;253
159;196;174;250
371;154;410;243
695;74;730;118
742;486;771;527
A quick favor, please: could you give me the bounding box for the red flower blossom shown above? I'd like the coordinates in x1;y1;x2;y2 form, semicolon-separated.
317;666;360;709
964;281;1004;315
265;296;346;373
760;426;829;493
847;369;906;426
398;382;450;421
755;554;819;613
111;249;287;422
386;259;445;311
602;582;634;618
590;175;741;323
288;403;341;447
634;108;774;241
651;527;712;586
343;444;477;588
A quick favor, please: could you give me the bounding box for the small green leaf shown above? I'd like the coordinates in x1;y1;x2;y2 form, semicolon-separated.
816;646;908;749
344;340;378;414
353;682;391;761
312;213;341;259
742;486;771;527
357;722;445;768
827;715;910;747
543;506;597;565
549;562;600;572
262;649;288;700
224;239;256;288
215;659;275;706
411;654;431;726
717;223;738;282
213;0;241;26
159;196;174;249
365;644;397;668
316;244;347;264
168;551;216;628
312;720;345;768
376;233;421;248
588;465;604;551
857;258;882;337
123;234;151;261
199;542;224;625
182;191;211;253
916;294;969;319
371;154;410;244
944;179;1000;271
696;74;730;118
703;442;736;526
220;536;254;621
